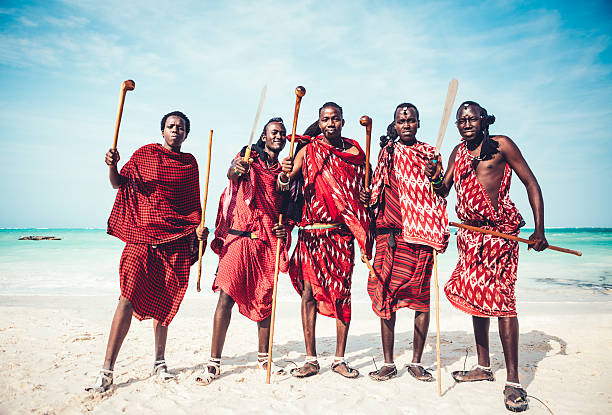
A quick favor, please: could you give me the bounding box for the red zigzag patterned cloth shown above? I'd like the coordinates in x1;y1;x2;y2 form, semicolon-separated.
289;136;372;322
445;142;524;318
107;143;201;325
369;140;449;252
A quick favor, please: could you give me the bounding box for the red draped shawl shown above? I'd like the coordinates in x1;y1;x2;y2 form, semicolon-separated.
289;136;372;321
369;140;449;252
445;142;524;317
107;143;201;244
211;151;292;321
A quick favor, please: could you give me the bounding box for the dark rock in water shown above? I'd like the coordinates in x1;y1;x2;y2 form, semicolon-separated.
18;236;62;241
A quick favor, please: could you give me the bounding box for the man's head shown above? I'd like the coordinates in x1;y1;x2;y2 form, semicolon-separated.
258;117;287;154
393;103;420;143
455;101;495;141
160;111;190;150
318;102;344;140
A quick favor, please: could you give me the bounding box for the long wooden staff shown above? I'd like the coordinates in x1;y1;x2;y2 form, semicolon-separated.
360;116;373;193
432;78;459;397
111;80;135;150
449;221;582;256
266;86;306;384
243;85;268;163
196;130;214;292
358;116;377;278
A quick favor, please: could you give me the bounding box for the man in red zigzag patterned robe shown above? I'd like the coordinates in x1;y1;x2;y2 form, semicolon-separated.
284;102;372;379
87;111;208;393
194;118;292;385
427;101;548;413
362;103;449;382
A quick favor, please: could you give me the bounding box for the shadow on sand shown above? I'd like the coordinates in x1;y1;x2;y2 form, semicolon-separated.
172;327;567;392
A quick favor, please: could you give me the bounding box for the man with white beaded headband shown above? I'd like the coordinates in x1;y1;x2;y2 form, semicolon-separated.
360;103;449;382
425;101;548;412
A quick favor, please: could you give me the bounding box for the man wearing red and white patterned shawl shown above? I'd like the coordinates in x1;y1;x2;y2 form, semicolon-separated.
426;101;547;412
86;111;208;394
196;118;291;384
362;103;449;382
283;102;372;379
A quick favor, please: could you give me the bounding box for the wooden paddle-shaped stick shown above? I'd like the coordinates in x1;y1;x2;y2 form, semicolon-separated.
266;86;305;384
432;78;459;397
196;130;214;292
111;80;135;150
243;85;268;163
449;221;582;256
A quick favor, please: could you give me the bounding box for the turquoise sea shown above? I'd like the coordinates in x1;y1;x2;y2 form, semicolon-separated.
0;228;610;303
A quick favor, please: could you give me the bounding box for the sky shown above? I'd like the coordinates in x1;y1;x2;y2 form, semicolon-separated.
0;0;611;228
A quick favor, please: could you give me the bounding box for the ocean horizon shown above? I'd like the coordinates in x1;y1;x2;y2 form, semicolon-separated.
1;228;610;304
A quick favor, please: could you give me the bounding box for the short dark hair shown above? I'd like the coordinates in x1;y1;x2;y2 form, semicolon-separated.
394;102;419;121
161;111;190;135
379;102;420;147
318;102;343;118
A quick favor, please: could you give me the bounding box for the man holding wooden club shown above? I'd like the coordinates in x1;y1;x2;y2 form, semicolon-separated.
425;101;548;412
282;102;372;379
360;103;449;382
194;118;292;385
86;111;209;393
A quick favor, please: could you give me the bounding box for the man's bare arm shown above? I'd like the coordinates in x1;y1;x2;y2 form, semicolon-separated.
227;158;251;181
499;135;548;251
283;145;306;179
105;149;121;189
426;145;458;198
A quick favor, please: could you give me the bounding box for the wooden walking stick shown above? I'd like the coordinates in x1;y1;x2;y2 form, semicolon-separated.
432;78;459;397
196;130;214;292
360;116;373;195
358;115;377;277
449;221;582;256
266;86;306;384
243;85;268;163
111;80;135;150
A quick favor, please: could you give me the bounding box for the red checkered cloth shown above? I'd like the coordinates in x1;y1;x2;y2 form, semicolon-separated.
107;143;201;326
211;151;292;322
108;143;201;244
445;142;524;317
368;165;434;318
289;136;372;322
369;140;449;252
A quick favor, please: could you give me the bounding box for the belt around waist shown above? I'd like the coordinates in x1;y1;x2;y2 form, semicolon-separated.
461;219;496;227
299;222;344;231
228;229;259;239
376;227;402;236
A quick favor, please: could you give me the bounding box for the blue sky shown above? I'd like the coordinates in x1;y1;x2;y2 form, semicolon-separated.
0;0;610;228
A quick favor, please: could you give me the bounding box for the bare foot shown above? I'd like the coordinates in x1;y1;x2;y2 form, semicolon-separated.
331;361;359;379
407;365;434;382
368;365;397;381
451;367;495;383
504;385;529;412
290;361;320;378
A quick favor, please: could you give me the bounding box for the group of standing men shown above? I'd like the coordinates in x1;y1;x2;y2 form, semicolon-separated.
88;97;548;413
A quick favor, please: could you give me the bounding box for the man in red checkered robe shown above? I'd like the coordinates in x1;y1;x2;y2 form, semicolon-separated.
427;101;548;412
194;118;292;385
361;103;449;382
282;102;372;379
86;111;208;393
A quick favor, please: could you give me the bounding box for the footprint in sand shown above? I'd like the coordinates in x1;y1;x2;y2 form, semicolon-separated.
72;333;95;342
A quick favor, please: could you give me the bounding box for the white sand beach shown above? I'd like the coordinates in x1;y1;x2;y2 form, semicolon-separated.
1;292;610;414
